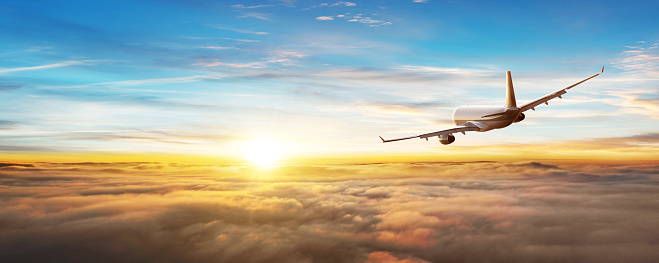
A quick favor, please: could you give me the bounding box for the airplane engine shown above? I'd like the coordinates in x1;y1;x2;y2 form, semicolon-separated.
514;113;525;123
440;134;455;145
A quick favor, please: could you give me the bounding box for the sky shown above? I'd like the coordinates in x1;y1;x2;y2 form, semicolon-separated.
2;1;659;262
0;0;658;163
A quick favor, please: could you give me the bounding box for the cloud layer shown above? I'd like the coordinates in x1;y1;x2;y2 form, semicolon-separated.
1;161;658;262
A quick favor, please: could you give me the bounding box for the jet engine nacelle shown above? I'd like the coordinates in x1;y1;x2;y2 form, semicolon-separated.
514;113;525;123
439;134;455;145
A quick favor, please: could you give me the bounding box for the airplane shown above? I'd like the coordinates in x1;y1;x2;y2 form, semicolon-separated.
379;66;604;144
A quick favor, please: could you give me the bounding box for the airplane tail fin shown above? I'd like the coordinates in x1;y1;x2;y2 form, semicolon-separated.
505;71;517;107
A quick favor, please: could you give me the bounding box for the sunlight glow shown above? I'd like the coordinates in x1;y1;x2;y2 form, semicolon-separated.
242;139;286;166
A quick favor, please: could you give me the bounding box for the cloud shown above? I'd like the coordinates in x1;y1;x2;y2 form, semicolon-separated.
614;42;659;78
597;42;659;119
308;2;357;8
0;162;34;168
0;145;53;151
397;65;494;76
200;46;234;50
341;14;393;26
313;12;391;26
368;252;429;263
43;129;235;146
98;76;221;86
333;1;357;7
442;132;659;159
1;161;658;262
602;89;659;120
196;50;305;68
348;18;389;26
52;76;222;90
0;61;85;74
0;120;18;129
194;61;265;68
360;101;447;117
413;0;429;3
213;26;268;35
239;12;271;20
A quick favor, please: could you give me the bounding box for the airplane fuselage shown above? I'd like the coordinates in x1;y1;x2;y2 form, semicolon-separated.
452;105;522;132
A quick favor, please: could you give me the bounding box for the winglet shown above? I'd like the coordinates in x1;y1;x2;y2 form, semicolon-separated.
601;65;604;73
379;135;419;143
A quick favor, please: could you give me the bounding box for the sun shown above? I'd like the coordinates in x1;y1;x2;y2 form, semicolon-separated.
242;139;285;166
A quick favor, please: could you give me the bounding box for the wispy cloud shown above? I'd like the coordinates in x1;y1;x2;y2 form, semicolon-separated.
213;25;269;35
231;4;273;20
606;43;659;118
308;2;358;9
195;61;266;68
614;42;659;78
330;1;357;7
311;67;495;85
323;13;393;26
43;129;233;145
195;50;305;68
360;102;446;117
267;51;305;66
601;90;659;119
226;38;261;43
58;76;222;89
413;0;429;3
339;1;357;6
397;65;495;75
0;46;54;57
449;132;659;157
0;60;85;74
348;18;392;26
239;12;271;20
200;46;235;50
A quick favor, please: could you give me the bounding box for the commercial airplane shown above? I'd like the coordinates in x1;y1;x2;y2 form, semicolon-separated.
379;66;604;144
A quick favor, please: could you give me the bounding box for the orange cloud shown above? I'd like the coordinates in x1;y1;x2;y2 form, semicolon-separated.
1;161;658;262
368;251;430;263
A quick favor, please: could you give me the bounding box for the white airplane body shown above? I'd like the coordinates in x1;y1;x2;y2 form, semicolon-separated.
380;67;604;144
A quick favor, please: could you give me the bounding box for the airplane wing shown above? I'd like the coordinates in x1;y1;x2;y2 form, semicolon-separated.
519;66;604;112
379;122;481;143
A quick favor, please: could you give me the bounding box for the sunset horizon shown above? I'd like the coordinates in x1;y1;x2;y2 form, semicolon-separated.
1;0;658;262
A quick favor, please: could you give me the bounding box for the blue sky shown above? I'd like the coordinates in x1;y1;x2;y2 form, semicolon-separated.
1;0;658;161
